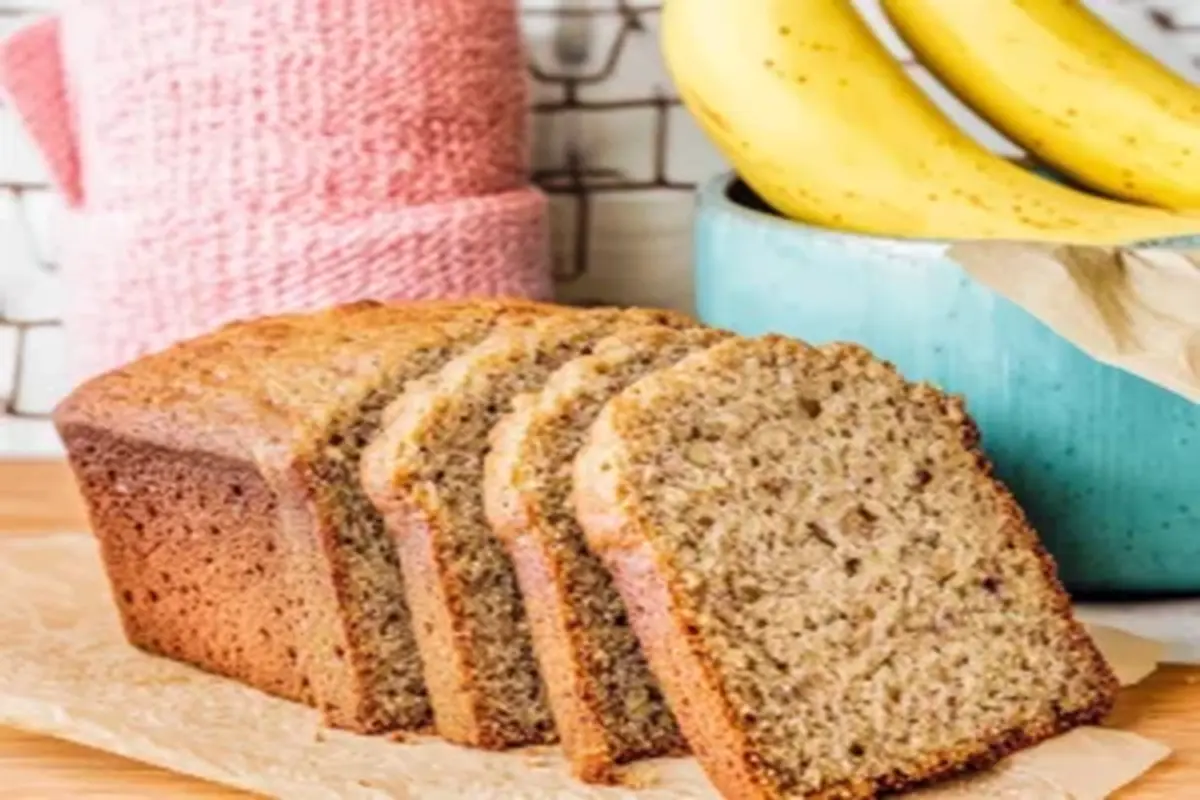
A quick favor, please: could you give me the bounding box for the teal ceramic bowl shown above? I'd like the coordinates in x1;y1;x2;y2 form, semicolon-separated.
694;171;1200;597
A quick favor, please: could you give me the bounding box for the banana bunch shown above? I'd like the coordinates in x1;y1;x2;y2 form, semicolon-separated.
662;0;1200;244
882;0;1200;210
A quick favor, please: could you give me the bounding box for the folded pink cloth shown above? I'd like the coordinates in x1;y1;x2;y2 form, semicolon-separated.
1;0;551;383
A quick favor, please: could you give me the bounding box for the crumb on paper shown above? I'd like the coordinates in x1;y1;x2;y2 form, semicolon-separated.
616;762;660;790
387;730;412;743
518;745;559;769
517;745;558;756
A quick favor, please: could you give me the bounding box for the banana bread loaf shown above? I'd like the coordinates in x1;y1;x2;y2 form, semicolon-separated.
574;335;1119;799
484;324;730;782
55;299;561;734
361;308;694;749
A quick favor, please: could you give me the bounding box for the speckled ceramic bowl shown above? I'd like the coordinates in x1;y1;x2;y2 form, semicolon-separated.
694;171;1200;597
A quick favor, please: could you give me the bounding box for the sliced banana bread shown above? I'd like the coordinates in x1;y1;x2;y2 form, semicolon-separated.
484;325;731;782
55;299;561;734
574;335;1119;800
361;308;694;750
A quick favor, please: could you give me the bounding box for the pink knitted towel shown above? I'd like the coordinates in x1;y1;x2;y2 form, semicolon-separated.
0;0;552;383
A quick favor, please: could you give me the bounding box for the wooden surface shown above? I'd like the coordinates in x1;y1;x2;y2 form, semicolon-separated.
1;461;1199;798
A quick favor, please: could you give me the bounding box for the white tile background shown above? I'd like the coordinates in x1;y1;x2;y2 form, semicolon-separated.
1;0;1198;456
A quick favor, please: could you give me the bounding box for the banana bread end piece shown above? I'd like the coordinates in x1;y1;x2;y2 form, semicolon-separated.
56;299;559;734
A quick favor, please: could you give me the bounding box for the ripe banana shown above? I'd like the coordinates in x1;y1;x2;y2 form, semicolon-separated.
661;0;1200;243
882;0;1200;210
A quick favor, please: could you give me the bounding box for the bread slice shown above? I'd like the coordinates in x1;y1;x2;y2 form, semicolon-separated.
361;308;694;749
483;324;731;782
55;299;562;734
574;335;1119;800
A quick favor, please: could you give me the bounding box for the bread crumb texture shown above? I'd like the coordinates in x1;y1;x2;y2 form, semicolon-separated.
363;307;694;749
484;324;729;781
55;300;561;735
577;335;1119;799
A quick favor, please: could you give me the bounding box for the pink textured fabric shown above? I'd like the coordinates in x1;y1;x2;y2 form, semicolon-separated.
0;0;552;383
0;19;82;205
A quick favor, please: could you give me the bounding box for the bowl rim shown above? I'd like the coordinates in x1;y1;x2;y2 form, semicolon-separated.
697;171;957;248
696;170;1200;249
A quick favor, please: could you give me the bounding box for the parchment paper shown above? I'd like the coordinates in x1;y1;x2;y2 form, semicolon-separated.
946;243;1200;403
1080;601;1200;665
0;534;1172;799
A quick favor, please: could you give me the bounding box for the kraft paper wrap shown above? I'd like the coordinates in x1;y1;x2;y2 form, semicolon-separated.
946;243;1200;403
0;535;1171;799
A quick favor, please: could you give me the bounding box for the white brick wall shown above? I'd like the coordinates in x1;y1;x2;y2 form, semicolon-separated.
0;0;1197;455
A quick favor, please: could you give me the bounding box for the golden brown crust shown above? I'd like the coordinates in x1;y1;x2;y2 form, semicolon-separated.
574;334;1120;799
506;533;618;780
54;298;562;458
362;308;695;749
384;494;484;744
485;394;621;776
493;453;695;779
481;393;540;548
486;327;727;782
61;428;315;705
57;298;565;735
573;428;775;799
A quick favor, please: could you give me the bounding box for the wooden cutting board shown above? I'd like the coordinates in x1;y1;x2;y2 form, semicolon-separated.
2;460;1199;799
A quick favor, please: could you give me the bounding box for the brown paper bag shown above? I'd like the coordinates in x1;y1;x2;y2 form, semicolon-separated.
0;535;1172;799
946;243;1200;402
